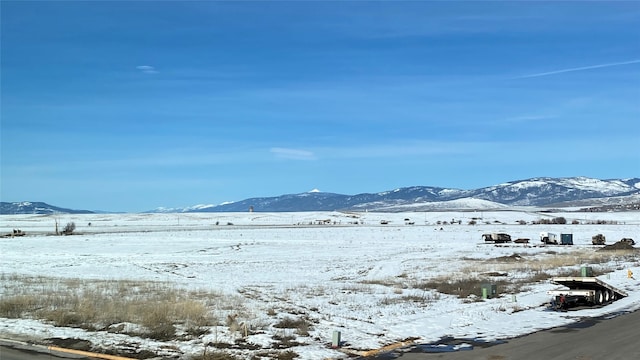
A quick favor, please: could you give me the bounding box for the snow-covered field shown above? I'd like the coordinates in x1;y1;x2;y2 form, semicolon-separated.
1;210;639;359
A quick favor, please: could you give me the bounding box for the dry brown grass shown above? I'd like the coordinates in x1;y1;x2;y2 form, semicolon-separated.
411;248;637;299
192;350;240;360
0;295;39;318
0;274;222;340
378;291;441;306
413;278;510;299
360;278;399;287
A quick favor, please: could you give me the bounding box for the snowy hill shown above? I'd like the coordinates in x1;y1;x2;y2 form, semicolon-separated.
0;202;94;215
354;198;510;212
468;177;640;206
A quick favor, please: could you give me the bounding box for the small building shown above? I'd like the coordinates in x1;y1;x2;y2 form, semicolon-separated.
560;233;573;245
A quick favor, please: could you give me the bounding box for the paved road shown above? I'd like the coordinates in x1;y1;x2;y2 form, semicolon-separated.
398;310;640;360
0;345;90;360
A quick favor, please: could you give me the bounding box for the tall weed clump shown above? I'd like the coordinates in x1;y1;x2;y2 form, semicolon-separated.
0;275;219;340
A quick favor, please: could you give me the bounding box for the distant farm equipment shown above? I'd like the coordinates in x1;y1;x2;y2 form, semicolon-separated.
540;232;573;245
548;275;627;311
592;234;606;245
482;233;511;243
1;229;25;238
620;238;635;246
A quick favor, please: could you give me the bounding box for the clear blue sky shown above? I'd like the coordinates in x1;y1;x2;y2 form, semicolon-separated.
1;1;639;212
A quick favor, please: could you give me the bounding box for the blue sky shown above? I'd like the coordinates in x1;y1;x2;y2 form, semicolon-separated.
1;1;639;212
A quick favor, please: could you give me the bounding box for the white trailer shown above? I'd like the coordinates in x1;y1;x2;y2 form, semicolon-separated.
541;232;574;245
540;232;559;244
547;277;627;310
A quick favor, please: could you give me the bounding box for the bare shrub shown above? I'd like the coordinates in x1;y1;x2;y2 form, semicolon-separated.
273;316;311;330
192;350;240;360
141;303;176;340
585;219;618;225
178;300;212;327
553;217;567;224
273;316;313;337
532;217;568;225
276;350;299;359
272;333;302;349
62;222;76;235
294;320;311;337
43;309;85;327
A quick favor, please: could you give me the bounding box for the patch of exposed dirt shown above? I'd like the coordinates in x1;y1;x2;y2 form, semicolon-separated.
46;337;92;351
492;253;525;262
102;347;158;359
598;241;636;251
45;337;158;359
482;272;508;277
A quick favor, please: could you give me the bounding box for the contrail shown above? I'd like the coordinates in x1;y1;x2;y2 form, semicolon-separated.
517;59;640;79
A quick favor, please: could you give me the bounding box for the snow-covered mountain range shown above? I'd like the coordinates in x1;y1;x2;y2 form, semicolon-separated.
177;176;638;213
2;177;639;214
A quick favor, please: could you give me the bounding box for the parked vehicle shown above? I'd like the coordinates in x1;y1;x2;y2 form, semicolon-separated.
540;232;559;245
482;233;511;243
592;234;606;245
540;232;573;245
620;238;635;246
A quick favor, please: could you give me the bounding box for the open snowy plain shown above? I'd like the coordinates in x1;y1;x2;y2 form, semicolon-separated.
1;210;639;359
